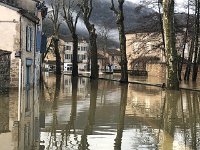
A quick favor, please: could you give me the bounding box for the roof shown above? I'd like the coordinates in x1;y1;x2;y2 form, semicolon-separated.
0;49;11;56
0;1;39;23
126;13;193;34
59;35;89;43
97;53;106;59
18;9;39;23
106;49;121;56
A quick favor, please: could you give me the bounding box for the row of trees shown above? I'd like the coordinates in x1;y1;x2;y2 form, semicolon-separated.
45;0;200;90
143;0;200;90
46;0;128;81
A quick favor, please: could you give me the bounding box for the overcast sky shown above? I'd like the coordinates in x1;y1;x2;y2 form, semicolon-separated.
126;0;188;12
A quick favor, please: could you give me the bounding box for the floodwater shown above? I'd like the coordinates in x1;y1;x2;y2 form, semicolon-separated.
0;73;200;150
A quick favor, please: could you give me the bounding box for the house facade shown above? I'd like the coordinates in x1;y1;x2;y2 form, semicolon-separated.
63;39;89;72
126;31;189;72
0;1;47;149
98;49;121;72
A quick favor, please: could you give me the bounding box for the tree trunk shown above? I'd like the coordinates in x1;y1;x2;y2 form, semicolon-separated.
163;0;179;90
184;39;195;81
178;0;190;81
89;30;99;79
114;84;128;149
192;0;200;81
118;21;128;82
53;37;62;75
115;0;128;82
162;90;178;149
72;34;78;77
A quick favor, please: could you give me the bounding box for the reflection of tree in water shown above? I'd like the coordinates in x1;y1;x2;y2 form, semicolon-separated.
185;91;200;150
162;90;179;149
78;80;98;150
114;84;128;150
62;77;79;148
47;75;61;149
159;90;200;150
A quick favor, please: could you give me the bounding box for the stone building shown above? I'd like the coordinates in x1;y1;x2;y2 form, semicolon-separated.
98;48;121;71
126;13;190;75
0;1;47;149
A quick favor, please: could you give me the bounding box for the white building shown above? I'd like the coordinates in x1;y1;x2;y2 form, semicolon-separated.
63;39;89;72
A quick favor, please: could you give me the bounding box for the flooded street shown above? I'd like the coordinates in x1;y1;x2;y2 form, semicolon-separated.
0;74;200;150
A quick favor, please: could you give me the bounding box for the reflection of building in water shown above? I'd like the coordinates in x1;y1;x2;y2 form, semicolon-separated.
126;86;200;149
0;97;9;133
63;75;89;98
127;84;163;117
0;1;47;149
0;90;20;150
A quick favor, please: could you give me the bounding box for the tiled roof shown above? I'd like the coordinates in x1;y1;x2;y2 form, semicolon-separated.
0;49;11;56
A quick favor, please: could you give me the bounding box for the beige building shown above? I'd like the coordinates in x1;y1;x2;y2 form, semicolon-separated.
126;30;189;72
98;48;121;71
0;1;47;149
126;31;165;70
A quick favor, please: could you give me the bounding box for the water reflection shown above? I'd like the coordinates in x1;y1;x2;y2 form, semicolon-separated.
79;80;98;150
114;84;128;150
0;74;200;149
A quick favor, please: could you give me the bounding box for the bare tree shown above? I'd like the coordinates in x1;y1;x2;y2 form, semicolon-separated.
178;0;190;81
110;0;128;83
78;0;99;79
63;0;80;77
163;0;179;90
97;23;111;71
192;0;200;81
49;0;62;75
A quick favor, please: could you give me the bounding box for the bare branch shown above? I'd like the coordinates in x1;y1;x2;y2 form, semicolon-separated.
88;0;93;19
74;11;81;29
110;0;118;14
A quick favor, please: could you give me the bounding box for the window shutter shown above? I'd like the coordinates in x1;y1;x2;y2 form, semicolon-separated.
26;26;29;51
36;31;41;52
29;27;32;51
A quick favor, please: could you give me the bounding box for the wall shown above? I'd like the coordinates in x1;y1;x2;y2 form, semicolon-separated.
146;63;166;78
126;32;163;70
0;54;11;93
0;5;21;87
0;5;20;52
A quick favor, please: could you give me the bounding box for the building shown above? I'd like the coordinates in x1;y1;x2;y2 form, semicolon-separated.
0;0;47;149
126;13;190;73
98;48;121;72
126;31;164;70
63;39;89;72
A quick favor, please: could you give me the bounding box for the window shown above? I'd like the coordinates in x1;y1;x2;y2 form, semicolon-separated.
65;46;71;50
78;54;80;61
78;46;80;51
24;124;30;150
146;42;152;51
83;55;86;60
26;26;33;51
112;55;114;61
36;30;41;52
65;54;72;60
83;47;88;51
